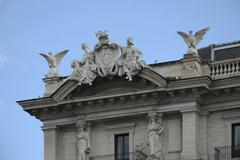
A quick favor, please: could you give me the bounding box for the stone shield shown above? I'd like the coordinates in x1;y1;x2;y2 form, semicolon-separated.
94;46;120;76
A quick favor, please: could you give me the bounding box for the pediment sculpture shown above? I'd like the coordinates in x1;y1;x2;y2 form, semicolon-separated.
70;31;151;85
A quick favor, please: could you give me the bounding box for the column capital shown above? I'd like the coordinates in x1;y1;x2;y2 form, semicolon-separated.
180;108;199;114
41;125;58;131
199;111;210;116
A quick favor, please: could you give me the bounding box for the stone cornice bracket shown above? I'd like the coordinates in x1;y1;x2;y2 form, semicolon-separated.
168;91;175;98
97;99;105;106
147;110;163;118
76;115;86;122
235;87;240;93
151;92;159;101
191;88;208;98
129;95;137;102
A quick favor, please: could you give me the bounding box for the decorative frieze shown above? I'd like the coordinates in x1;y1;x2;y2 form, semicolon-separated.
26;86;240;121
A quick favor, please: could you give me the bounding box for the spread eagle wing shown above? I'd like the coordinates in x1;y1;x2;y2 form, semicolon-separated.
39;53;53;66
177;31;190;46
55;49;69;66
195;27;210;45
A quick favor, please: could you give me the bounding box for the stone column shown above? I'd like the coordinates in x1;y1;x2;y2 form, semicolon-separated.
199;112;209;160
180;109;200;160
42;125;59;160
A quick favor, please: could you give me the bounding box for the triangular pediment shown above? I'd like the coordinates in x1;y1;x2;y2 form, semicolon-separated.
52;69;166;101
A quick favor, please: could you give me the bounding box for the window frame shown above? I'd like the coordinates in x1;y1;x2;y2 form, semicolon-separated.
232;123;240;158
114;133;129;160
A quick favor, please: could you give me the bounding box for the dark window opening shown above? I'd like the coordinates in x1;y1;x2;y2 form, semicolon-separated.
232;123;240;158
115;133;129;160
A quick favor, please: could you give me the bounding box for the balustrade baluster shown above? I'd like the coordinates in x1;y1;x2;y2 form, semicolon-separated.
220;64;223;78
210;59;240;79
232;62;236;75
237;62;240;76
223;64;227;76
216;66;219;77
211;66;215;78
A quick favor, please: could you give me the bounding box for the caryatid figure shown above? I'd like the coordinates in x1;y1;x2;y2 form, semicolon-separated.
147;113;164;159
76;120;90;160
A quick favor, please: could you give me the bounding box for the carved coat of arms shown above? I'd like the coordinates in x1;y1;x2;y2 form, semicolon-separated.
94;33;120;76
70;31;150;85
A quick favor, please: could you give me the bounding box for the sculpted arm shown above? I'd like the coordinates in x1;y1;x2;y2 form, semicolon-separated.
86;132;90;149
158;126;164;135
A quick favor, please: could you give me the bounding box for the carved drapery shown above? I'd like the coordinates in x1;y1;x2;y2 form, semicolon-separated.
147;112;164;160
76;120;90;160
70;31;150;85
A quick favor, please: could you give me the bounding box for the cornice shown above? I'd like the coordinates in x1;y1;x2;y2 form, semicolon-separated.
167;76;212;90
211;76;240;90
17;97;56;110
201;99;240;112
34;95;199;121
17;75;240;121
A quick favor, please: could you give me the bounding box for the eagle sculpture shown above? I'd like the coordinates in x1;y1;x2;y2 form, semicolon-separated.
39;49;68;77
177;27;210;56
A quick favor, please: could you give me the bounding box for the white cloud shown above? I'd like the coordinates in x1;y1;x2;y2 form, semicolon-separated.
0;53;8;68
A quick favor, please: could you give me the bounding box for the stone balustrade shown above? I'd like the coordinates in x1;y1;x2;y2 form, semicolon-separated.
215;145;240;160
210;58;240;79
90;152;147;160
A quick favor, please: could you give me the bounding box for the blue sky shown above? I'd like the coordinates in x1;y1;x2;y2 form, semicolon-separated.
0;0;239;160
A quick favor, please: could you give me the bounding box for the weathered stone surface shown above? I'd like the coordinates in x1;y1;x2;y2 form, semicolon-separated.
17;36;240;160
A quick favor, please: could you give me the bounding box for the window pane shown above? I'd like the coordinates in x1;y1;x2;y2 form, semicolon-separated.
235;125;240;148
232;124;240;158
117;136;123;159
124;135;129;160
115;134;129;160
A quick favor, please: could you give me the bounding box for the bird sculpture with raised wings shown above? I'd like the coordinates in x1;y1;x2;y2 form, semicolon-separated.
39;49;68;77
177;27;210;56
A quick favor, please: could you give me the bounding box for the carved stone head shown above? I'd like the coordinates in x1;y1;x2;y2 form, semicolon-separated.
189;30;193;36
81;43;88;50
96;31;109;45
127;37;134;46
71;60;79;69
148;112;158;123
76;120;86;131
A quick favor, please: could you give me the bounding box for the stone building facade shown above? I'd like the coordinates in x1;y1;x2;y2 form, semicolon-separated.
18;32;240;160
